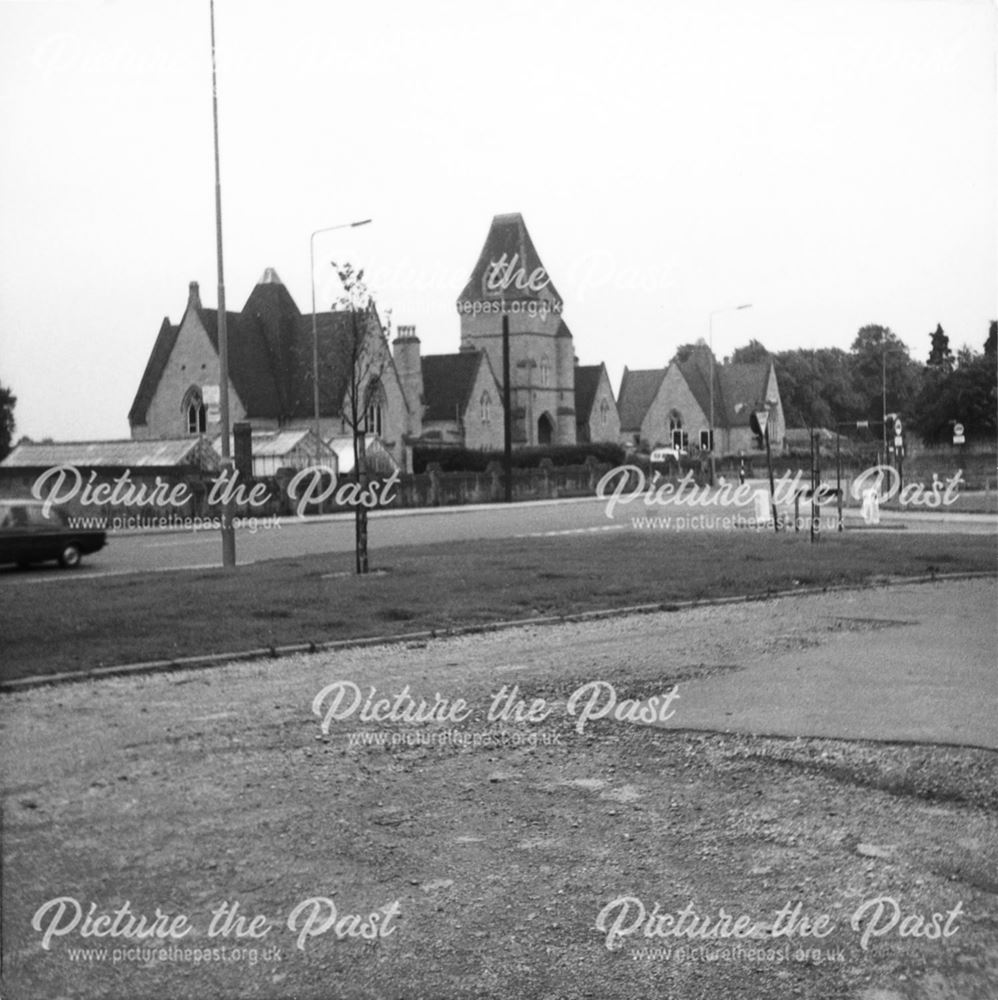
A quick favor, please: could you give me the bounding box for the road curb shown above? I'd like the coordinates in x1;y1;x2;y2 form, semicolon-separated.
2;570;994;693
107;494;608;539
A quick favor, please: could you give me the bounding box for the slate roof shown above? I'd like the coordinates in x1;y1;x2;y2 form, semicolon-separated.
573;365;605;422
128;317;180;427
615;349;776;434
457;213;563;306
676;345;720;423
1;439;214;468
718;362;773;426
617;368;666;432
420;352;486;422
129;275;385;428
676;347;774;428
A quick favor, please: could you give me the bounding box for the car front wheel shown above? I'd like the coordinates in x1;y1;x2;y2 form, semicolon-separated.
59;543;82;569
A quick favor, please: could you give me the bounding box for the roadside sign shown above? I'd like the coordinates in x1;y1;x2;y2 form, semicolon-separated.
954;422;964;436
894;435;903;448
894;418;903;436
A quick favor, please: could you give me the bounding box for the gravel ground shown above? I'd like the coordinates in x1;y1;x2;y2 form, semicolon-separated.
1;580;996;1000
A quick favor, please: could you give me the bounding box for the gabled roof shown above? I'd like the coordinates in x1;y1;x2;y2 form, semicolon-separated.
128;317;179;427
718;362;773;426
675;343;719;423
617;368;666;432
421;352;488;422
675;346;773;428
129;274;386;428
1;438;216;469
457;213;563;306
574;364;608;421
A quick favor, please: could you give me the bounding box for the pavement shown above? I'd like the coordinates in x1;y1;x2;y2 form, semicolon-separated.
652;576;998;750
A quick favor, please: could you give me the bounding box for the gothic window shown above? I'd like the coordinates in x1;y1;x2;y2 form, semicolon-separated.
480;391;492;424
599;398;610;428
540;355;551;387
365;379;385;437
182;387;206;436
669;410;687;450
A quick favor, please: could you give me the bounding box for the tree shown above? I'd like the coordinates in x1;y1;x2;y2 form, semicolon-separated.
730;339;770;364
331;262;390;575
848;325;922;427
0;381;16;462
986;320;997;359
669;343;699;364
926;323;953;372
772;347;864;429
911;346;997;443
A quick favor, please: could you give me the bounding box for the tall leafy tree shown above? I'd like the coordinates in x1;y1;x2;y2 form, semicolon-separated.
926;323;953;371
911;344;997;443
669;343;699;364
0;381;15;462
772;347;864;429
985;320;997;358
848;325;922;425
730;339;770;363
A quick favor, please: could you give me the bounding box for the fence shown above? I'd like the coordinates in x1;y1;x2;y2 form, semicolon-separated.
0;459;614;527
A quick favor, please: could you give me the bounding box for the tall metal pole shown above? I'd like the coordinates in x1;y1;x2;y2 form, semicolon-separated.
502;313;513;502
210;0;235;568
836;429;843;532
708;303;752;488
764;415;778;534
881;335;888;463
310;220;372;461
708;313;715;487
310;235;320;458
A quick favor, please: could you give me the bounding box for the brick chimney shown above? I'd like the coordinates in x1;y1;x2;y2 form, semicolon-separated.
188;281;201;310
392;325;423;437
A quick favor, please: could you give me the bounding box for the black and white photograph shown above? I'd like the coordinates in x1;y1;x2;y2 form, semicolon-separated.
1;1;996;998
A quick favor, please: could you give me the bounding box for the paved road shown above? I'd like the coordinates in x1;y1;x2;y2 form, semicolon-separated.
2;491;994;582
653;577;998;749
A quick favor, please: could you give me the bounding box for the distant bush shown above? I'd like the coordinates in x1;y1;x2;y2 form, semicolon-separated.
412;443;626;474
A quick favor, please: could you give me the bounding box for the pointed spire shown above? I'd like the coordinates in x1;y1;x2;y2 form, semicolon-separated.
457;213;562;307
258;267;283;285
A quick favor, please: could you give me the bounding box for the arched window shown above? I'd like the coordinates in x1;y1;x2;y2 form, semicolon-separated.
599;398;610;428
182;387;206;436
364;379;385;437
668;409;687;450
540;355;551;387
480;391;492;424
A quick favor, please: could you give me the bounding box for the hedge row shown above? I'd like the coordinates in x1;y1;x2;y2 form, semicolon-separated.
412;443;627;474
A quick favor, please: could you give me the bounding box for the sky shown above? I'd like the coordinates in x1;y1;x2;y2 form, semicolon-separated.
0;0;995;443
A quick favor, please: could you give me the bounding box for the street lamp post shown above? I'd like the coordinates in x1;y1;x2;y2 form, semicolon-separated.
310;219;372;458
209;0;234;568
708;303;752;487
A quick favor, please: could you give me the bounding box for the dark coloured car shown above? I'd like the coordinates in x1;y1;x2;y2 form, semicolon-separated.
0;500;107;569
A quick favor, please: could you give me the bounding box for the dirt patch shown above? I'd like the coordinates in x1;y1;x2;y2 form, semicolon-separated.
2;584;996;1000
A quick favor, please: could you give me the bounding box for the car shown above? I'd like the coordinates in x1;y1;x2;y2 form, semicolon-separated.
649;446;688;463
0;500;107;570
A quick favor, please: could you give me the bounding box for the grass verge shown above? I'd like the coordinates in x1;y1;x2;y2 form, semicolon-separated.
1;530;995;682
